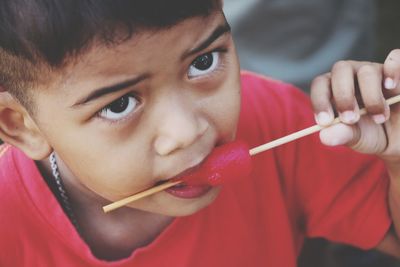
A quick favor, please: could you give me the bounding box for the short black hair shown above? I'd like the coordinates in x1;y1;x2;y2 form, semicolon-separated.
0;0;221;110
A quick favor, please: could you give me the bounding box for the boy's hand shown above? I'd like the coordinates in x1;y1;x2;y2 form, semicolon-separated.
310;49;400;163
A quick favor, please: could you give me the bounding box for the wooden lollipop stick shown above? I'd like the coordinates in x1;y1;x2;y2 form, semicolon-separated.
103;94;400;213
250;94;400;156
103;180;181;213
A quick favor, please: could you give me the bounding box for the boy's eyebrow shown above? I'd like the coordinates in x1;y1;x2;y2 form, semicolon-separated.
72;74;148;107
71;22;230;108
182;22;231;59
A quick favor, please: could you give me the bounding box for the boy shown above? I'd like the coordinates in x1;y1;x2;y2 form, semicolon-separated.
1;0;400;266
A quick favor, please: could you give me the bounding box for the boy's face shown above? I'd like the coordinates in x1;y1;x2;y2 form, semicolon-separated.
32;11;241;216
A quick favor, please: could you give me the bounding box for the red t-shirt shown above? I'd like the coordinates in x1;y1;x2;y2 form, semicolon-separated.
0;72;391;266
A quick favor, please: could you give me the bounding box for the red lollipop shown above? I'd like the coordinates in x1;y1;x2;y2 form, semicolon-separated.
178;140;253;186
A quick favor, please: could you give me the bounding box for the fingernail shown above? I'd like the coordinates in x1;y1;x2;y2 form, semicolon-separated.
340;111;359;124
372;114;386;124
384;77;397;89
315;112;332;126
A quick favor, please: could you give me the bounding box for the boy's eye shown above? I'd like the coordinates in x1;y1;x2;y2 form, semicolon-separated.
188;51;220;78
98;95;139;121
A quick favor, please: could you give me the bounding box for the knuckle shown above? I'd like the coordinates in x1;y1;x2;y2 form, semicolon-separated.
311;75;327;87
366;103;384;114
336;102;353;111
357;64;376;77
388;49;400;61
332;60;350;71
334;96;353;110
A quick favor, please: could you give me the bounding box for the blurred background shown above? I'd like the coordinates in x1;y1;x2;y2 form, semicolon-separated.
224;0;400;92
223;0;400;266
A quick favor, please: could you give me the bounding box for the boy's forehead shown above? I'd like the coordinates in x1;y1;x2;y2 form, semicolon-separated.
56;11;228;90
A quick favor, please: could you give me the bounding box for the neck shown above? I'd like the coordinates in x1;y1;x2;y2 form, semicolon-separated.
36;156;174;261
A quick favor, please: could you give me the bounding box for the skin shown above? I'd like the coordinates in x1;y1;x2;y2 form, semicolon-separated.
310;49;400;257
0;11;241;260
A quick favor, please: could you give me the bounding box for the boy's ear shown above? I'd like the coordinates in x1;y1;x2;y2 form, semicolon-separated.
0;90;51;160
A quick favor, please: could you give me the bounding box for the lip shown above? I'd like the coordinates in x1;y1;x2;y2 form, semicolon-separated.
165;183;212;199
154;161;201;186
154;153;211;199
155;150;209;185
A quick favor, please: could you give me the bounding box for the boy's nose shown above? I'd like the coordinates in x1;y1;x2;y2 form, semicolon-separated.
154;108;209;156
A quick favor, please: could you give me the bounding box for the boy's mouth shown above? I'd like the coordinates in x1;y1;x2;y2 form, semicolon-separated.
154;163;201;186
164;183;212;199
154;160;212;199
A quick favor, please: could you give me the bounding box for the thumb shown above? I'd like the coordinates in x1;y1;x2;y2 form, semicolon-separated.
319;118;387;154
319;123;358;147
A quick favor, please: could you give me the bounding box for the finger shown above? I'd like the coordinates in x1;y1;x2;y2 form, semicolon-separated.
383;49;400;90
357;64;389;124
331;61;360;124
310;73;335;126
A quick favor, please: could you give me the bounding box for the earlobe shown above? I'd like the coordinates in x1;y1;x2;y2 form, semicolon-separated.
0;91;52;160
